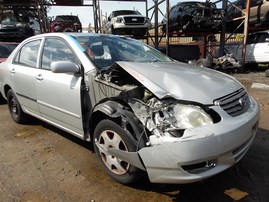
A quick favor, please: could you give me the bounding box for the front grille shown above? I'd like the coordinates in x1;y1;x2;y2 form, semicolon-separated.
124;16;145;25
214;88;250;117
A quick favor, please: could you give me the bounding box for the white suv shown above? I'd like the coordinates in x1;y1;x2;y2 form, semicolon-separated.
106;10;151;36
225;31;269;65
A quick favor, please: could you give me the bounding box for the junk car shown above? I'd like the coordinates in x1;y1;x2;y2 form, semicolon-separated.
226;0;269;32
0;33;259;184
162;1;223;33
50;15;82;32
106;10;151;36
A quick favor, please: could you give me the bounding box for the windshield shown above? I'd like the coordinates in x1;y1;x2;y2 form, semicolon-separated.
181;2;216;8
55;16;80;22
113;10;142;17
73;35;172;69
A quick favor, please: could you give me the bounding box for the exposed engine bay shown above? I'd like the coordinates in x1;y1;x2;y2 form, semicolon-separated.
95;62;214;146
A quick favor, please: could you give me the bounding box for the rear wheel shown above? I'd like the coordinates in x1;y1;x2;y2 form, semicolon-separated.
93;119;144;184
181;16;192;31
265;69;269;77
7;89;28;123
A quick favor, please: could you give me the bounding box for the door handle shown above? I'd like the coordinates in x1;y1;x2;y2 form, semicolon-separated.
35;74;43;81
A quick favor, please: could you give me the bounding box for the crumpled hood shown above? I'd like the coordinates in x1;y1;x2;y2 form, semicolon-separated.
116;61;243;104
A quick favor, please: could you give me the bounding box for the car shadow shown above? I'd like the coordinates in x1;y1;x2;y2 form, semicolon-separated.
40;120;94;151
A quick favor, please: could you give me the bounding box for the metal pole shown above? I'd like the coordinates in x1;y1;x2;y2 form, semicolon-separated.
36;0;43;33
219;0;228;57
154;0;158;48
242;0;250;67
97;0;102;33
165;0;169;55
146;0;149;44
93;0;98;33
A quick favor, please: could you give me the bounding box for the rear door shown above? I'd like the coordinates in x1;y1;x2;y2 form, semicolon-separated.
35;37;84;138
9;39;42;116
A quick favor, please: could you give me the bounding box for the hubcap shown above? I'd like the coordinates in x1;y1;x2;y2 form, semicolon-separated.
11;97;18;116
97;130;129;175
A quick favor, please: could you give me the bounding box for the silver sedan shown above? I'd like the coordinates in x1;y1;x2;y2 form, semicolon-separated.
0;33;260;185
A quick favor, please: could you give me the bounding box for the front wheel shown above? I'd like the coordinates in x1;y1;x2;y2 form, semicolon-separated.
93;119;144;184
111;26;116;35
7;89;28;123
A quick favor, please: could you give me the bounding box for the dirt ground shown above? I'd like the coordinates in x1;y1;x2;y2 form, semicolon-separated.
0;71;269;202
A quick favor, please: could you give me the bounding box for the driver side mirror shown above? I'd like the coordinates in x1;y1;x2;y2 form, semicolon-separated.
51;61;80;74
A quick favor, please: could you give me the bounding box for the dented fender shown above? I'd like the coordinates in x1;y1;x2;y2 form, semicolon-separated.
93;100;146;147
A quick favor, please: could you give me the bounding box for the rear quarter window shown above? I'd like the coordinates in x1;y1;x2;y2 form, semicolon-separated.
13;40;41;68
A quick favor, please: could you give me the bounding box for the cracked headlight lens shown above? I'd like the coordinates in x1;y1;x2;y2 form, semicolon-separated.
173;104;213;129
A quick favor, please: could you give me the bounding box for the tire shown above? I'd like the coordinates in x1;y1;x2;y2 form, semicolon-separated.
7;89;28;123
196;58;210;67
63;28;73;32
181;16;192;31
93;119;144;184
265;69;269;77
111;26;116;35
162;24;166;34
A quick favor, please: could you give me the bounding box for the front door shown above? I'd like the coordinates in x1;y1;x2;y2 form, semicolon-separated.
35;37;84;138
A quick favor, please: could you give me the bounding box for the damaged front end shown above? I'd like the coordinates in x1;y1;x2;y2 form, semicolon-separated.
128;97;214;145
94;62;216;145
93;61;218;167
92;61;259;184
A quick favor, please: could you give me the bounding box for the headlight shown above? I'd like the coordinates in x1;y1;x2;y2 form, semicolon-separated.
15;23;26;28
116;17;123;23
172;104;213;129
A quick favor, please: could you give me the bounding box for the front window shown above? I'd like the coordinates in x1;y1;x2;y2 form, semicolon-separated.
41;38;78;70
73;35;172;70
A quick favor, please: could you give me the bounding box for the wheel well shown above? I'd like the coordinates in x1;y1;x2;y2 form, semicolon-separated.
88;102;145;147
89;111;123;142
4;85;11;98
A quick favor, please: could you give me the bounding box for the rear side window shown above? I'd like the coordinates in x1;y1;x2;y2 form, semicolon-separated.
255;33;269;43
13;40;41;67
